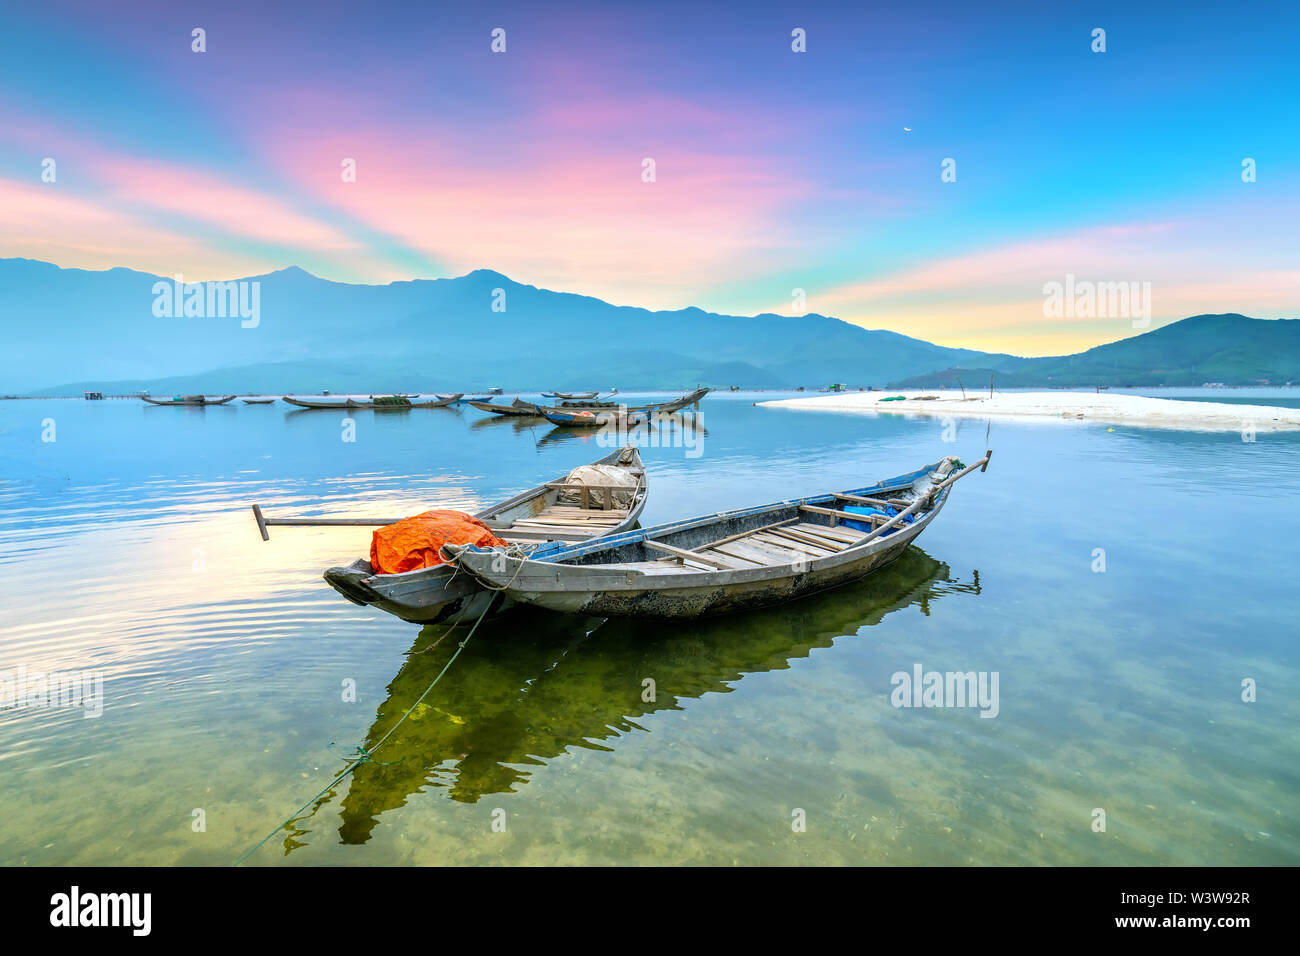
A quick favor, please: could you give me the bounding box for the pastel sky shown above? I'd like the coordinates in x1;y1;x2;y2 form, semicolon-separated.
1;0;1296;356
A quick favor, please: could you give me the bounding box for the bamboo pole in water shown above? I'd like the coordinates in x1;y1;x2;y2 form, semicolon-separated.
252;504;401;541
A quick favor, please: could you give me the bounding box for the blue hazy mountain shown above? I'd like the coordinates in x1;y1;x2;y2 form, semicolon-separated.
1;259;1003;393
2;258;1294;393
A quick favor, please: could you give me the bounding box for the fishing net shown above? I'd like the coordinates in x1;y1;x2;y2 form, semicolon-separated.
370;510;507;574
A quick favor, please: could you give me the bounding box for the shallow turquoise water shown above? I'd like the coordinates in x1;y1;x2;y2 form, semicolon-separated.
0;391;1297;865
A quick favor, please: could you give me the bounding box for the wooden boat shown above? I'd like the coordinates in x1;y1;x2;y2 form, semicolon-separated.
283;394;462;409
242;398;276;404
444;453;990;619
466;398;543;416
542;408;647;427
402;393;463;408
542;390;600;400
534;387;710;419
322;447;649;624
142;394;237;406
437;394;488;407
283;395;371;409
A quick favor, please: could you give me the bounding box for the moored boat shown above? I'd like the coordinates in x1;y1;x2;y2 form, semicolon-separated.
466;397;543;416
444;453;991;619
542;390;600;400
142;394;237;406
534;387;710;419
322;447;649;624
283;394;463;409
242;398;277;404
542;407;647;427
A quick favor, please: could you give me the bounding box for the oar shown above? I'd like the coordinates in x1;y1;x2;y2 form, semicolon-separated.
251;504;401;541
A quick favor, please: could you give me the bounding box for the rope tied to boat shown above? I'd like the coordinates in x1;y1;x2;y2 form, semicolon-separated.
451;542;536;592
232;592;498;866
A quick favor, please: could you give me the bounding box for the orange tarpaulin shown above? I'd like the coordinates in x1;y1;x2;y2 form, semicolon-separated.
370;510;508;575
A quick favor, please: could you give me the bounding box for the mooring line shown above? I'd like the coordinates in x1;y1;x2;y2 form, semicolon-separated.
233;592;498;866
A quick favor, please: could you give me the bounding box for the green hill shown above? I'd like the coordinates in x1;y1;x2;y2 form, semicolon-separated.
889;314;1300;388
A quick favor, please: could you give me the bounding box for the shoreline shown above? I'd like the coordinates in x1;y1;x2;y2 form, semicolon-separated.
758;390;1300;432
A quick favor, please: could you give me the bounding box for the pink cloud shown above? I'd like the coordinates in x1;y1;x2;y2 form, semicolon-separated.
92;158;357;253
256;99;819;306
0;178;270;278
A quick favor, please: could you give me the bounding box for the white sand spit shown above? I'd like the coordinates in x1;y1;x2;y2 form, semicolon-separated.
758;390;1300;432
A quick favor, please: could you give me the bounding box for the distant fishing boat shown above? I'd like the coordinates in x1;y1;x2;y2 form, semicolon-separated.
542;390;600;400
242;398;276;404
444;453;991;619
142;394;237;406
535;387;710;420
283;396;371;409
320;447;648;624
466;398;543;416
542;407;647;427
282;394;462;409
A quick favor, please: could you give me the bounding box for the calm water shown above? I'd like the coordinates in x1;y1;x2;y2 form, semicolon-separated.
1;390;1297;865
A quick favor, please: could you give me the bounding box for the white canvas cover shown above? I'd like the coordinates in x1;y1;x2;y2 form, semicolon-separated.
558;463;638;509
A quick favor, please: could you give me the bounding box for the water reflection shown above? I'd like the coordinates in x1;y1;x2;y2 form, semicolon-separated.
282;547;980;849
535;411;709;449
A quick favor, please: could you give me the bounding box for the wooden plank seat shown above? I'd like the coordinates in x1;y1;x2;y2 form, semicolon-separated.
641;515;868;571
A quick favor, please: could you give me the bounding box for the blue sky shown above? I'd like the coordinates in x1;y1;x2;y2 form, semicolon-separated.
1;0;1296;354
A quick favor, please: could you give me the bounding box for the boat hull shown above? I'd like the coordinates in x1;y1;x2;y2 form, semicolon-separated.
284;394;461;409
465;399;542;416
467;502;936;618
142;394;237;406
324;559;507;624
534;387;709;419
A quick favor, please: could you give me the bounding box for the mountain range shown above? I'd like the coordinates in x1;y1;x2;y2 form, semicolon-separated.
1;258;1295;394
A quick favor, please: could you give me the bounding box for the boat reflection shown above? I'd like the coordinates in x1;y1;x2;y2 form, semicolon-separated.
283;546;980;849
469;413;546;432
536;411;709;447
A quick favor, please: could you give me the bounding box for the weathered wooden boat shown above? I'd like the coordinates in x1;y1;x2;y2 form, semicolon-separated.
242;398;276;404
444;453;990;619
283;395;371;409
322;447;649;624
535;387;710;419
466;398;543;416
542;407;647;427
283;394;461;409
142;394;237;406
399;393;463;408
542;390;600;400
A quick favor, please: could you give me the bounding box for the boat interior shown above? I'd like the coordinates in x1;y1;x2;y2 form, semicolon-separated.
544;466;944;573
479;450;647;546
